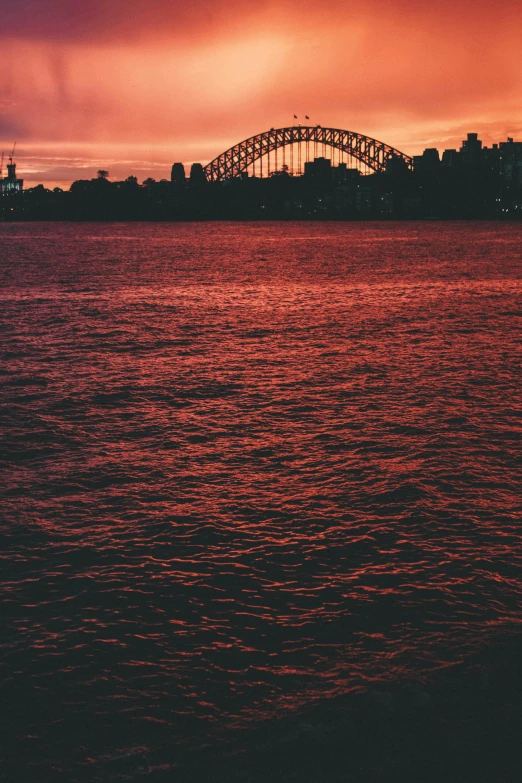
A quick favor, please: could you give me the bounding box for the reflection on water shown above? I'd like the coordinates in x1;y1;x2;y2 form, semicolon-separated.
1;221;521;781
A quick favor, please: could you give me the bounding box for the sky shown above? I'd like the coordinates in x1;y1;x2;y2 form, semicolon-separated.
1;0;522;188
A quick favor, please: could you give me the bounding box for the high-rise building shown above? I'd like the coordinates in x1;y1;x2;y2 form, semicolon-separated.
414;148;441;172
498;138;522;184
171;163;186;184
1;160;23;195
304;157;332;184
189;163;207;185
460;133;482;166
441;149;460;167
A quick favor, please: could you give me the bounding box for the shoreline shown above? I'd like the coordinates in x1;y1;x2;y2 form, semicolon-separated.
1;216;522;224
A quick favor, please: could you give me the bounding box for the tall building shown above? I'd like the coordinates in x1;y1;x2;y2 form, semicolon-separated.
413;148;441;172
189;163;206;185
460;133;482;166
304;157;332;184
441;149;460;167
1;159;23;195
498;138;522;184
171;163;186;184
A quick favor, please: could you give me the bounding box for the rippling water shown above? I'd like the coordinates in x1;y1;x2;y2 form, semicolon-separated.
1;221;521;781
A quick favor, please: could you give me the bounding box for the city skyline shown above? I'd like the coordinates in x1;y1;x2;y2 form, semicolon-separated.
3;128;522;221
1;0;522;188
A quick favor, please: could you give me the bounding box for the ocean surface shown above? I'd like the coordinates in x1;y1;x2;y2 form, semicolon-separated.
1;221;521;782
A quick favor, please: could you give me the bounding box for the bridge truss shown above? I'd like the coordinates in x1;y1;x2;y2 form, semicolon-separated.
203;126;413;182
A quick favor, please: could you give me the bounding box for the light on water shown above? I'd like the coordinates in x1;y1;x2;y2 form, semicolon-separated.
1;221;521;781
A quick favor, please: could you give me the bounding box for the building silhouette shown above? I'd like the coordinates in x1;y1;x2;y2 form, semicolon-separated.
1;159;23;196
3;130;522;220
189;163;206;185
171;163;186;184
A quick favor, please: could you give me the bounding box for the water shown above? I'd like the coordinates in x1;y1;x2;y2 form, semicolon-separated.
1;221;521;781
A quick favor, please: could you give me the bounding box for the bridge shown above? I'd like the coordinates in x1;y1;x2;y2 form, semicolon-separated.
203;126;413;182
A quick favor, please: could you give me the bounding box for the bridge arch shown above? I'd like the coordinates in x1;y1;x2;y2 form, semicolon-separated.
203;126;413;181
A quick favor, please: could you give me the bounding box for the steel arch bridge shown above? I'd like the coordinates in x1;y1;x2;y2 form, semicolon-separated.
203;126;413;182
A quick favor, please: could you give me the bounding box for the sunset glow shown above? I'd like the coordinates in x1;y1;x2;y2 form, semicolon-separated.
3;4;522;779
2;0;522;187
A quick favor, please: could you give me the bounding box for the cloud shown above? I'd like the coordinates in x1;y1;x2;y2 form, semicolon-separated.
0;0;268;43
2;0;521;185
2;0;520;43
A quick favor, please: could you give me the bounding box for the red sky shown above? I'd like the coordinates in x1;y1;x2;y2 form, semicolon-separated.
1;0;522;188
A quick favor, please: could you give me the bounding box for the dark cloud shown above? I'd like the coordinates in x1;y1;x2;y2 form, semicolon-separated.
1;0;519;42
0;0;263;42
